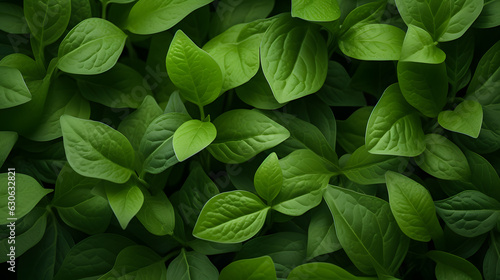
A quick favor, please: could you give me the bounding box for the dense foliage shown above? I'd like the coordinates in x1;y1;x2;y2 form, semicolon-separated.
1;0;500;279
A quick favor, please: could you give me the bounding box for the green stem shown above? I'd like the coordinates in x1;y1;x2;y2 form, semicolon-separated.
102;2;108;19
162;249;182;262
198;104;205;120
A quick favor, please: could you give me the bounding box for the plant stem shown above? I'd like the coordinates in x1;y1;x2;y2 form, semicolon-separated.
198;104;205;120
101;3;108;19
162;249;182;262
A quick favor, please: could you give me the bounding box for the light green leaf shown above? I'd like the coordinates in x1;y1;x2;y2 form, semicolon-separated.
208;109;290;164
193;191;270;243
342;145;409;185
0;66;31;109
0;3;27;34
323;186;410;276
99;245;167;279
219;256;276;280
0;173;52;223
166;249;218;280
254;152;282;203
261;15;328;103
401;25;446;64
272;150;337;216
24;0;71;46
306;203;342;260
105;182;144;230
127;0;213;35
438;100;483;138
166;30;222;107
136;191;175;236
397;61;448;117
339;24;405;61
0;131;17;167
54;234;135;280
439;0;484;42
60;115;135;183
173;119;216;162
288;263;367;280
291;0;340;22
365;83;425;157
58;18;127;75
385;171;443;242
394;0;450;40
435;190;500;237
427;250;483;280
415;134;471;181
340;1;386;33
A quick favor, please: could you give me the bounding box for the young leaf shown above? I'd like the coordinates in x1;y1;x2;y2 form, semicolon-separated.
291;0;340;22
261;15;328;103
339;24;405;61
136;191;175;236
0;173;52;223
126;0;213;35
24;0;71;46
427;250;483;280
435;190;500;238
173;119;217;162
288;263;365;280
415;134;471;181
342;145;409;185
193;190;270;243
0;66;31;109
105;182;145;230
254;152;282;203
60;115;135;183
58;18;127;75
397;61;448;117
385;171;443;242
365;83;426;157
400;25;446;64
208;109;290;163
306;203;342;260
438;100;483;138
167;249;219;280
219;256;276;280
99;245;167;279
323;186;410;276
0;131;17;167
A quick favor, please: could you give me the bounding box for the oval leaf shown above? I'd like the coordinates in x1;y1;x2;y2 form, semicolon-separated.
173;119;217;162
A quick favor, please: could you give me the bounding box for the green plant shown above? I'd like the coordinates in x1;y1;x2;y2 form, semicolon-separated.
1;0;500;279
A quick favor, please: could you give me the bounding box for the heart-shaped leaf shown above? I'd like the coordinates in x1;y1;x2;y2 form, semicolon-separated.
438;100;483;138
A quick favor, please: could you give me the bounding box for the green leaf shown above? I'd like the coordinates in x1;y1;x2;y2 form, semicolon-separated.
254;152;282;203
140;113;191;174
291;0;340;22
339;24;405;61
136;191;175;236
261;15;328;103
0;173;52;223
435;190;500;238
484;231;500;280
272;150;337;216
58;18;127;75
76;63;152;108
365;83;425;157
342;145;409;185
288;263;366;280
69;0;92;28
166;249;219;280
464;150;500;202
219;256;276;280
440;31;474;91
99;245;167;279
323;186;410;276
474;0;500;28
54;234;135;280
166;30;223;107
340;1;386;33
306;203;342;260
235;69;284;110
0;3;27;34
126;0;213;35
385;171;443;242
193;190;270;243
0;53;44;81
60;115;135;183
173;119;217;162
204;19;271;92
24;0;71;46
53;164;112;234
438;100;483;138
165;91;189;115
0;66;31;109
208;109;290;163
427;250;483;280
397;61;448;117
439;0;484;42
0;131;17;167
337;107;372;153
401;25;446;64
105;181;145;230
317;61;366;107
415;134;471;181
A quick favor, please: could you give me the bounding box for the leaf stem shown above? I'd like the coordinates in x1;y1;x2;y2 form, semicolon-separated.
101;3;108;19
162;249;181;263
198;104;205;120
